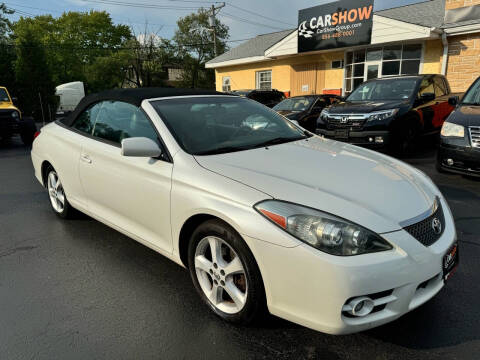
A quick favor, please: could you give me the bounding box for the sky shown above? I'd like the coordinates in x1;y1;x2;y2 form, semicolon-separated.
4;0;429;44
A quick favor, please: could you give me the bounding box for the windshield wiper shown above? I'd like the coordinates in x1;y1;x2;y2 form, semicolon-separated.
255;135;308;148
195;145;254;156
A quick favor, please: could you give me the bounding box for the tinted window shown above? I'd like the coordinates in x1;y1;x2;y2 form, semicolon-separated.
93;101;158;145
462;78;480;105
434;77;448;97
151;97;307;155
0;88;10;102
273;97;315;111
72;102;101;134
419;77;435;96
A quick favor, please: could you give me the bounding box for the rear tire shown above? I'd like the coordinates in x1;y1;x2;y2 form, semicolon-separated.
390;120;419;156
188;219;266;325
45;165;74;219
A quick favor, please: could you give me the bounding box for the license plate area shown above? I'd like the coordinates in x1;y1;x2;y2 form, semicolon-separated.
443;243;458;281
335;129;349;139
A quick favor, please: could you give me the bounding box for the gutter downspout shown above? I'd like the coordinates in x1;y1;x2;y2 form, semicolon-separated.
441;32;448;76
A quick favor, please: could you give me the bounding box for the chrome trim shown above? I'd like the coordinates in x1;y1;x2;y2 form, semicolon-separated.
399;197;440;228
469;126;480;149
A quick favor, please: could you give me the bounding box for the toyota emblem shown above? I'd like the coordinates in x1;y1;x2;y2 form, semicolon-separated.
432;218;442;235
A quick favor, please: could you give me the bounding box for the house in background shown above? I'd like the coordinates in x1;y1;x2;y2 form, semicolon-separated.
207;0;480;97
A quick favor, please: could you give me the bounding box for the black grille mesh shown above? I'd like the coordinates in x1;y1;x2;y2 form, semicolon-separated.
404;204;445;247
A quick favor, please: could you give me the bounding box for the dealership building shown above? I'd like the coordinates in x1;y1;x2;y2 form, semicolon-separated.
207;0;480;97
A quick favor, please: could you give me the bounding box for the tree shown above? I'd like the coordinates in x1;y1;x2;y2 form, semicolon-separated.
0;3;16;90
14;26;56;118
173;8;229;88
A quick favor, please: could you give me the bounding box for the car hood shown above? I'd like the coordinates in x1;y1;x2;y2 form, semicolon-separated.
195;137;438;233
327;100;409;114
276;110;306;120
0;102;17;110
447;104;480;127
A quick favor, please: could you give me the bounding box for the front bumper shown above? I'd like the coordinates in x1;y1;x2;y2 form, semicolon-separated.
437;143;480;177
245;197;457;335
316;128;390;147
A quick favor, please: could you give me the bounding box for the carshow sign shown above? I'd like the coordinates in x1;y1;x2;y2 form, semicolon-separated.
298;0;374;53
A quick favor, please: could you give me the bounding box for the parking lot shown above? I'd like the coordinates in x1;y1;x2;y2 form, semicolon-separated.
1;135;479;360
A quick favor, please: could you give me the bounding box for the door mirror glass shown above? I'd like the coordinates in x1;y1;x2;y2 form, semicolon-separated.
420;92;435;102
448;96;459;106
121;137;162;158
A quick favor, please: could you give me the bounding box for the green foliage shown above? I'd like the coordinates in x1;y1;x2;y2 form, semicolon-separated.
173;8;229;88
14;26;56;118
0;3;13;40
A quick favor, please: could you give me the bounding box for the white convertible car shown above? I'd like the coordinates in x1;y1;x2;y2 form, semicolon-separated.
31;88;458;335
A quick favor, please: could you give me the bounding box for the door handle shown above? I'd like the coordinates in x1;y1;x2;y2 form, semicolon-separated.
81;154;92;164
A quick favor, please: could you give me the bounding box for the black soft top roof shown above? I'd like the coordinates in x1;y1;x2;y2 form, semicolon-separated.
61;87;225;126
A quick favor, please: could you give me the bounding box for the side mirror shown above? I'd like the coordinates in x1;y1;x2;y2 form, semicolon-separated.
420;92;435;102
448;96;459;106
121;137;162;158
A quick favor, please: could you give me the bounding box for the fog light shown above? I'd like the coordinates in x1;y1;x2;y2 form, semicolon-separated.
344;297;375;317
446;158;454;166
375;136;384;144
368;137;373;143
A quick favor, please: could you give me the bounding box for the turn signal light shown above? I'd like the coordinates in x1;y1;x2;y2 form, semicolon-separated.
33;131;41;140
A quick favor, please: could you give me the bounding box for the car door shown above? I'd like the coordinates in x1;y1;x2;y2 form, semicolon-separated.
415;76;436;132
79;100;173;253
54;102;102;209
433;76;454;129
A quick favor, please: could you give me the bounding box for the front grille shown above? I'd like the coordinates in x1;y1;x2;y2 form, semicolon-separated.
0;110;20;132
470;126;480;148
404;203;445;247
326;114;367;130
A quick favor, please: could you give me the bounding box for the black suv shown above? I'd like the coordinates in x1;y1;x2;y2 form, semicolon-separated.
230;89;285;108
437;76;480;177
317;75;456;153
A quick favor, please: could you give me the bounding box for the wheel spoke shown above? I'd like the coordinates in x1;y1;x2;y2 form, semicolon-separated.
57;192;65;206
48;188;56;197
48;174;56;190
223;256;244;277
55;178;62;191
208;237;223;265
224;279;246;309
195;255;212;274
207;284;223;305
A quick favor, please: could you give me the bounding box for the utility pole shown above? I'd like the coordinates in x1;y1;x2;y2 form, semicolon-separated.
209;2;225;57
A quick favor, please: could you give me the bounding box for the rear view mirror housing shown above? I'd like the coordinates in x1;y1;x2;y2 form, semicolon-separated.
121;137;162;158
448;96;459;106
420;92;435;103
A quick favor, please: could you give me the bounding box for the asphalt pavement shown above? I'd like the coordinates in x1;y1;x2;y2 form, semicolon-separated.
1;135;479;360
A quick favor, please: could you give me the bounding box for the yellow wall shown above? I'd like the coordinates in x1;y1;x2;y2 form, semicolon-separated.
422;39;443;74
215;51;344;94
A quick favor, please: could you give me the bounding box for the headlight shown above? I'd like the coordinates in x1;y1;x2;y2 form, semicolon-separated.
254;200;392;256
320;109;329;120
441;121;464;138
11;111;19;119
367;109;399;122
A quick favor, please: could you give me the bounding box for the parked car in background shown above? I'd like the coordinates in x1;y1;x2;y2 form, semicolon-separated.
317;75;456;154
273;95;342;132
437;77;480;177
230;89;285;108
32;88;458;335
0;86;37;145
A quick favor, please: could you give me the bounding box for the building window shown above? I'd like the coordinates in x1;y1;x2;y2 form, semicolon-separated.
345;44;422;94
256;70;272;90
331;60;344;69
222;76;231;92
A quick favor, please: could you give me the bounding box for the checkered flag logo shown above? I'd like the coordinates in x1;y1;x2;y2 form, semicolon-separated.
298;21;314;38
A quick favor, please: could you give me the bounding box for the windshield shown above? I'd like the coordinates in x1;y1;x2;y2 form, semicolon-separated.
462;78;480;105
151;96;308;155
273;97;315;111
347;78;418;101
0;89;10;102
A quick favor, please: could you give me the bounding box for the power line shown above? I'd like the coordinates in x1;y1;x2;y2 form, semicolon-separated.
80;0;200;10
220;11;286;31
225;3;296;27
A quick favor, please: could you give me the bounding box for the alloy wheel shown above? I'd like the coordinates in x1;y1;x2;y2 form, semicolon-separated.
47;171;66;213
194;236;248;314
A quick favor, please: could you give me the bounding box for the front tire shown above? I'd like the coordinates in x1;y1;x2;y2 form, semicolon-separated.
188;219;266;325
46;166;74;219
